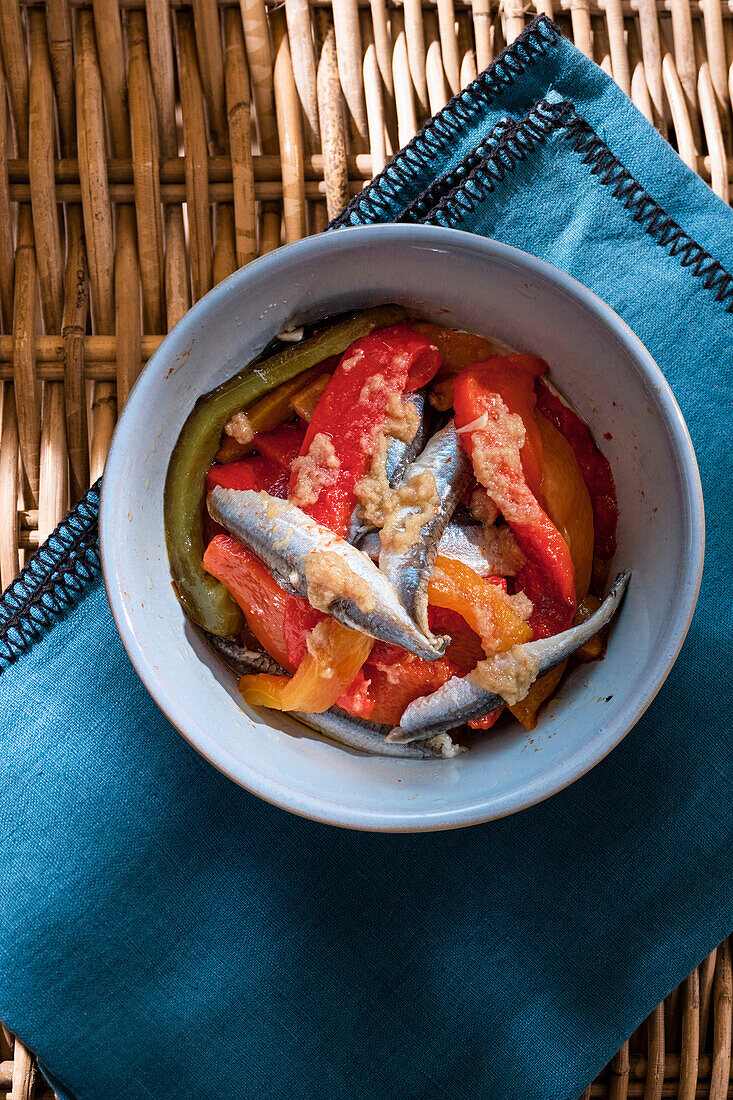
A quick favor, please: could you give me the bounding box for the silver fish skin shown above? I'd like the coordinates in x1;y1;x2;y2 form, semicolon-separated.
387;570;631;741
293;710;435;758
378;421;472;636
359;521;518;578
202;631;440;757
385;392;429;486
347;392;429;544
207;487;448;660
204;633;283;675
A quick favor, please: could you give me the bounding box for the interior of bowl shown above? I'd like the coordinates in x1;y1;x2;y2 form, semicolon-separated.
100;225;703;831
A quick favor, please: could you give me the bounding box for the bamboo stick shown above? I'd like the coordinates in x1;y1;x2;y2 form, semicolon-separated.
0;385;20;587
316;8;350;217
176;10;213;300
76;8;115;335
12;207;40;506
0;60;16;332
332;0;369;151
285;0;321;151
127;10;166;333
28;7;64;335
62;205;90;500
0;0;29;157
272;10;306;243
224;6;257;267
38;382;69;542
47;0;77;156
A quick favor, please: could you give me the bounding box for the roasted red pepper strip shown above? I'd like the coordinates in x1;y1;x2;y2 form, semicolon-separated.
203;535;295;671
204;457;289;544
206;455;289;497
365;644;463;727
253;421;307;471
250;323;442;714
202;536;374;717
462;355;547;497
289;323;442;537
535;381;618;585
468;709;504;731
453;360;576;637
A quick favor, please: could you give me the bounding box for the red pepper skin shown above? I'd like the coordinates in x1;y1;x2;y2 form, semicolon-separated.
453;363;576;637
535;381;618;570
204;457;289;544
462;356;548;497
364;644;463;727
468;708;504;731
202;536;295;672
336;675;375;718
254;421;307;471
291;323;442;537
283;599;323;666
206;455;289;497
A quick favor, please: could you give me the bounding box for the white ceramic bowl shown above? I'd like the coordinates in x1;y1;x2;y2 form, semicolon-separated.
100;225;704;832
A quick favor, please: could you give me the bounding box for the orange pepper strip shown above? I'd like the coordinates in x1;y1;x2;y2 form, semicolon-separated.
536;414;594;602
453;363;576;637
507;416;595;731
509;663;566;731
407;321;506;377
239;619;373;714
427;556;532;654
428;557;532;732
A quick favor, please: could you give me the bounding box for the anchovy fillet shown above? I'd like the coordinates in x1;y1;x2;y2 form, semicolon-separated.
388;571;631;741
207;487;448;660
293;710;436;758
201;631;436;756
385;392;429;486
359;520;520;578
204;632;283;675
378;421;472;636
348;392;429;544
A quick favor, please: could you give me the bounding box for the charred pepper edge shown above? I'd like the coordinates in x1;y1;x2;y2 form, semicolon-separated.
164;305;407;636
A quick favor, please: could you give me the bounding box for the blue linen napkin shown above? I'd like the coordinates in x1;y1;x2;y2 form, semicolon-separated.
2;17;733;1100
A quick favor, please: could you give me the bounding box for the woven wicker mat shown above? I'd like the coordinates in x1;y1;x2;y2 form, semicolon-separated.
0;1;730;1097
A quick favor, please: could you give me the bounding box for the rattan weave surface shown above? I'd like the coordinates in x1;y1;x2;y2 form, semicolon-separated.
0;1;730;1097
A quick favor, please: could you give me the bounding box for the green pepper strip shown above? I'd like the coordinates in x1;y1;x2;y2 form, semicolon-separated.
164;305;406;636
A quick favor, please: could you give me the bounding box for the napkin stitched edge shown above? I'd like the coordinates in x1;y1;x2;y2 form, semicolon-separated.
411;96;733;315
330;15;562;228
0;481;101;672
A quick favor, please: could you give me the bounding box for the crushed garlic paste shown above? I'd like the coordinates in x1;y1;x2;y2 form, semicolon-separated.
305;620;338;678
470;397;535;526
470;645;540;706
354;394;420;526
290;432;341;507
379;470;439;555
304;550;376;615
224;410;254;445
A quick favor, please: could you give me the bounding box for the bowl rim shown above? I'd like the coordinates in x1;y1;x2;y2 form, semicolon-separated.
100;223;705;832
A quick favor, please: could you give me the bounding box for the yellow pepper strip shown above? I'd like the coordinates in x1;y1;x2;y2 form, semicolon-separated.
536;414;594;602
573;594;606;662
509;663;566;730
239;619;373;713
508;421;594;731
407;321;505;374
216;364;331;462
428;556;532;655
289;373;332;422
